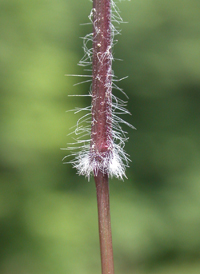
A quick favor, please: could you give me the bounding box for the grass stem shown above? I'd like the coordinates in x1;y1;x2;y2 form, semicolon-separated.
95;172;115;274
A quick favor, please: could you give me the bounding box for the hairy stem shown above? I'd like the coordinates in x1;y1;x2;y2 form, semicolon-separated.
91;0;114;272
91;0;112;159
95;172;114;274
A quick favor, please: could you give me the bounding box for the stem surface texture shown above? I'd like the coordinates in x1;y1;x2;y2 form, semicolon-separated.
92;1;114;272
95;172;114;274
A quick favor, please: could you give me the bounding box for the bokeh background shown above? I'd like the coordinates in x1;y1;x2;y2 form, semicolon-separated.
1;0;200;273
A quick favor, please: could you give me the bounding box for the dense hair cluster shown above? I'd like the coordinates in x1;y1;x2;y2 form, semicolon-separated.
63;0;134;180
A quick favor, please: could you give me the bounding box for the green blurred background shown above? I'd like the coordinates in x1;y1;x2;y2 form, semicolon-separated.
1;0;200;273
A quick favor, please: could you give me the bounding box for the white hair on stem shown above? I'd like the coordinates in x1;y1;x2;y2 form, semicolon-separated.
62;0;135;180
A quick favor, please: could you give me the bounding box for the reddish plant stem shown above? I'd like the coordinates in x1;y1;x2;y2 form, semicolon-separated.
95;172;114;274
91;0;112;156
91;0;114;273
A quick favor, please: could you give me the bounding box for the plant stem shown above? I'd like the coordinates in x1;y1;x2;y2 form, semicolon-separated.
91;0;114;272
91;0;112;157
95;172;114;274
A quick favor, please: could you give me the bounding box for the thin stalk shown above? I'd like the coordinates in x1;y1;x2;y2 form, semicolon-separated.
95;172;114;274
66;0;132;271
91;0;112;156
92;0;114;272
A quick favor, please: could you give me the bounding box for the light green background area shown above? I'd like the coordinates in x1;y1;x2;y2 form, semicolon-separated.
0;0;200;273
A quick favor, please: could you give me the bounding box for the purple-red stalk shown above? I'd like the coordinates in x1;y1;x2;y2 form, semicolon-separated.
95;172;114;274
91;0;114;274
91;0;112;160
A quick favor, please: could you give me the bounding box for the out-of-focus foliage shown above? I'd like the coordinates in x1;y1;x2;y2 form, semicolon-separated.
0;0;200;273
